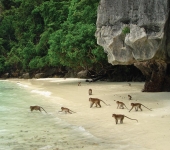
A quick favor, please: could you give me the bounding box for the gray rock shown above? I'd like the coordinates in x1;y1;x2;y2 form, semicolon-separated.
34;73;45;78
1;73;9;78
77;70;88;78
22;73;30;79
95;0;170;65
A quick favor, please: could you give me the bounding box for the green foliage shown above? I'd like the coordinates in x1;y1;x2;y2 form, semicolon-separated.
5;46;22;70
0;56;6;72
48;0;107;70
29;56;49;69
122;26;130;35
0;0;108;75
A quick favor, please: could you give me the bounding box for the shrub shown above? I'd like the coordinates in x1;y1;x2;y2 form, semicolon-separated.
122;26;130;35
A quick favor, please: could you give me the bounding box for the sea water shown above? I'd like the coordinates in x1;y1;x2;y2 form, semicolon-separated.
0;80;120;150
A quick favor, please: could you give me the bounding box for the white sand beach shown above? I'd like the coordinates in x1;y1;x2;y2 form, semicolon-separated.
8;78;170;150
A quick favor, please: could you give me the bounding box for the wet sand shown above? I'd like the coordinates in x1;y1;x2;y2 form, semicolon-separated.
8;78;170;150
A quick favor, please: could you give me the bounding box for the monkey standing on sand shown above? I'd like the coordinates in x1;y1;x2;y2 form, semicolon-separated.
116;101;129;109
129;103;152;112
58;107;76;114
112;114;138;124
89;89;92;95
89;98;110;108
30;106;47;113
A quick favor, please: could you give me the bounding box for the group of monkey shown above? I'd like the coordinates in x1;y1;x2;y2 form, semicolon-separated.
88;88;152;124
30;82;152;125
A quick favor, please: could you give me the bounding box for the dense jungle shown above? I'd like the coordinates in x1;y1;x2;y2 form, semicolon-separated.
0;0;144;81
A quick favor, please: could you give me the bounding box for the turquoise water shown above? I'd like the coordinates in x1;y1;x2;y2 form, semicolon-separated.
0;81;118;150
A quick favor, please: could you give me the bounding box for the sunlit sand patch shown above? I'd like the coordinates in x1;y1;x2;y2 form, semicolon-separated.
31;90;51;97
16;82;29;88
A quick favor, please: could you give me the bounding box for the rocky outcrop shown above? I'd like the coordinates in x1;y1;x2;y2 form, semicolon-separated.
77;70;88;78
22;73;30;79
1;73;9;79
134;60;170;92
34;73;45;78
95;0;170;65
95;0;170;91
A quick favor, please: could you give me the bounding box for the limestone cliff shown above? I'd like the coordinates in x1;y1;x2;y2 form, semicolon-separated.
95;0;170;65
95;0;170;92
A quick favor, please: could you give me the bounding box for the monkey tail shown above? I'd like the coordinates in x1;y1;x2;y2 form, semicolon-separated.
70;110;76;113
125;105;129;110
100;100;110;106
124;116;138;122
142;105;152;111
40;107;47;113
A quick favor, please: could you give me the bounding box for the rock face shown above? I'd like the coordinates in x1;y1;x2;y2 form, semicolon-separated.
95;0;170;92
135;60;170;92
95;0;170;65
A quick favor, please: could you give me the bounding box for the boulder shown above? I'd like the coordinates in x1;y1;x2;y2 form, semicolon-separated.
1;73;9;79
77;70;88;78
34;73;45;78
22;73;30;79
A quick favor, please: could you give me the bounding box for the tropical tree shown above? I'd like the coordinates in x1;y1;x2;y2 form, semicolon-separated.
0;0;108;75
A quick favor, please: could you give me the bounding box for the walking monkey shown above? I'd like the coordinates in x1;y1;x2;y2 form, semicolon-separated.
89;98;110;108
59;107;76;114
116;101;129;109
30;106;47;113
129;103;152;112
112;114;138;124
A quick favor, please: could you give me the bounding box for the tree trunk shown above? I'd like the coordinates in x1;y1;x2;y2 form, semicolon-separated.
134;60;170;92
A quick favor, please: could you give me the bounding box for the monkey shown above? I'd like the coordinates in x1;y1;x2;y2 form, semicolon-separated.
89;89;92;95
89;98;110;108
128;95;132;100
116;101;129;109
112;114;138;124
129;103;152;112
58;107;76;114
78;82;81;86
30;106;47;113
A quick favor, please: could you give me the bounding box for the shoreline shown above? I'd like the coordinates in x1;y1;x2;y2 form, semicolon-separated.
7;78;170;150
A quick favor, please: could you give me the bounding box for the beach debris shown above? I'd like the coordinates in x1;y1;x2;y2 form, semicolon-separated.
128;95;132;100
86;79;93;83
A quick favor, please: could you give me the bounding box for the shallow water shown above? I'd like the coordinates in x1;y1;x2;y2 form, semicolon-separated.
0;80;121;150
